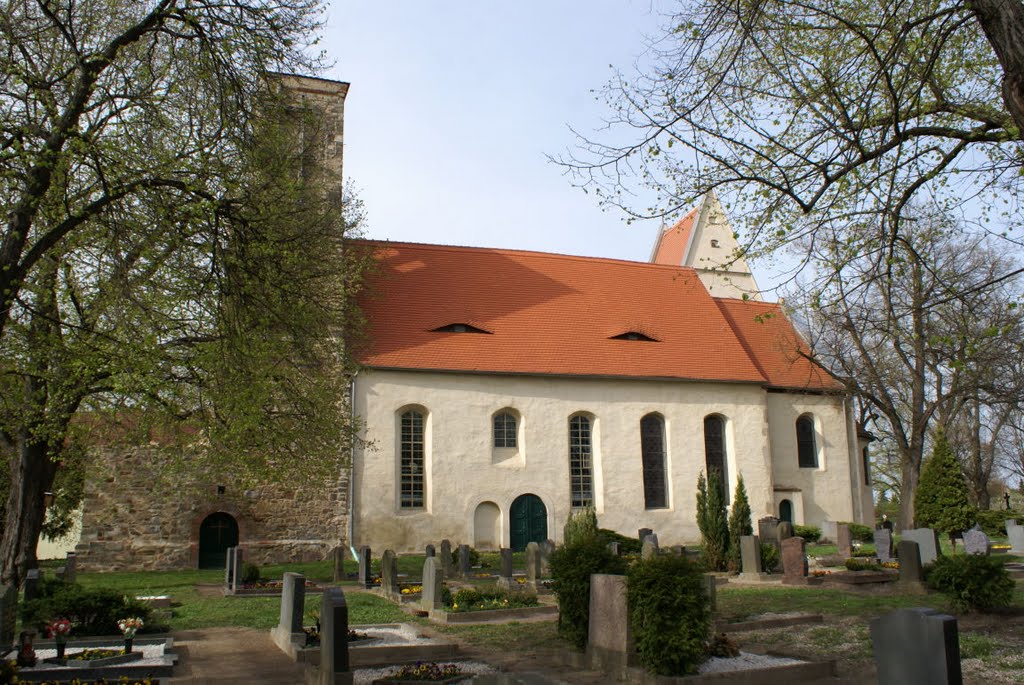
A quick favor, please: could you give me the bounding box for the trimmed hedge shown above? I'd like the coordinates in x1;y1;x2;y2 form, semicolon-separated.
21;583;154;637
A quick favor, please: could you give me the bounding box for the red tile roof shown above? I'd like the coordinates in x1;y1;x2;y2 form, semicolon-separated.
714;298;841;391
353;240;836;390
650;208;698;266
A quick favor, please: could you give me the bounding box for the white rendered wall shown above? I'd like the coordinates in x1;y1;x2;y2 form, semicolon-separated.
352;370;867;552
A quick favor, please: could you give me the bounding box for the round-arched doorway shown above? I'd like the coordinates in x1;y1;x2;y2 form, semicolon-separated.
198;512;239;569
779;499;794;524
509;493;547;552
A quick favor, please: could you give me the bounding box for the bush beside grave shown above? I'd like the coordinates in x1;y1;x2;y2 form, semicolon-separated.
974;508;1023;537
924;554;1015;613
627;554;711;676
843;522;874;543
240;562;261;584
549;536;627;650
20;583;155;637
759;543;779;573
793;525;822;543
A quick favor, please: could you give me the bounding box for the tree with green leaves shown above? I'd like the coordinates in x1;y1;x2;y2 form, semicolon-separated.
727;474;752;573
0;0;367;593
696;469;729;571
914;429;975;548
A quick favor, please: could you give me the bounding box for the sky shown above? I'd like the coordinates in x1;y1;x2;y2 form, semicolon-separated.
321;2;678;266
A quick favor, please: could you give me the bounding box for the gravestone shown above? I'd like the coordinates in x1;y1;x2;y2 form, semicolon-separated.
439;540;453;578
540;540;555;577
901;528;941;564
333;547;346;583
637;527;653;542
1008;523;1024;555
739;535;764;578
64;552;77;583
225;547;244;591
821;520;838;543
670;545;684;557
962;525;990;556
0;584;15;650
702;574;717;611
457;544;471;577
421;557;444;611
781;536;808;584
317;587;352;685
836;523;853;559
607;542;621;557
424;544;435;558
586;574;635;673
23;569;40;603
497;548;514;590
380;550;399;598
525;542;541;588
871;607;962;685
357;546;372;589
874;529;894;563
641;535;659;560
777;521;795;541
271;572;306;654
897;540;924;586
1007;519;1018;528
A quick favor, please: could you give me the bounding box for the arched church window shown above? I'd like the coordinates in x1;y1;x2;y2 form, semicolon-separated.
493;412;517;448
797;415;818;468
399;409;425;508
569;415;594;508
703;414;729;502
640;413;667;509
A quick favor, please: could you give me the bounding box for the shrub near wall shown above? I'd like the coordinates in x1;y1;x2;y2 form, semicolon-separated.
548;537;627;650
925;554;1015;613
627;555;711;676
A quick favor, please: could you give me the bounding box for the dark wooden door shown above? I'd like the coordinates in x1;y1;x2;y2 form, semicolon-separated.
510;494;547;552
198;512;239;569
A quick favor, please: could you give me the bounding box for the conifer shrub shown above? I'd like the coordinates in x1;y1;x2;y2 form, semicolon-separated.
845;522;875;543
696;469;729;571
596;528;642;555
240;562;261;584
727;475;753;573
21;584;153;637
793;525;822;543
627;554;711;676
563;506;599;547
973;508;1022;537
548;536;627;650
914;429;975;545
759;543;780;573
925;554;1015;613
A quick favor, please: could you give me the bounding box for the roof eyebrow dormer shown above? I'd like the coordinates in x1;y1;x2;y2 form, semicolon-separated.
610;331;660;342
431;323;492;334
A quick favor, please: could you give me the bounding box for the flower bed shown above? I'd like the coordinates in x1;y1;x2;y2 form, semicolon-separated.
370;661;468;684
447;587;538;613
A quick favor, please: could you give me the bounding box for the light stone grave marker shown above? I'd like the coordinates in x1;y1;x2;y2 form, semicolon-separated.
1007;524;1024;555
439;539;453;578
380;550;398;598
836;523;853;559
421;557;444;611
271;572;306;654
962;525;990;556
901;529;941;564
874;529;894;563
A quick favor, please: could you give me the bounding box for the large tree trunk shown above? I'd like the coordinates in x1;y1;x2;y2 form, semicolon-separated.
970;0;1024;137
899;452;921;530
0;437;58;590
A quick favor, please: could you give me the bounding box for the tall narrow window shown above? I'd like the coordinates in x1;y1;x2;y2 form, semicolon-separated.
569;415;594;508
797;415;818;468
493;412;517;448
640;414;667;508
400;410;425;508
703;415;729;501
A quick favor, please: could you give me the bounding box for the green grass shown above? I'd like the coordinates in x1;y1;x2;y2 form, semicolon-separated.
718;585;947;621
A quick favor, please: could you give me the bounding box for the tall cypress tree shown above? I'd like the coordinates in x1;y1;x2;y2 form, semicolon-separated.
696;469;730;571
727;474;753;572
914;429;974;548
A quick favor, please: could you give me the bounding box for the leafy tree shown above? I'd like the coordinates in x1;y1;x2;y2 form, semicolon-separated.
726;474;752;573
914;429;975;547
696;469;729;571
0;0;366;592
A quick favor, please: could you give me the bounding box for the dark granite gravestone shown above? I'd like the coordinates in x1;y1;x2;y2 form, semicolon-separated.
421;557;444;611
874;528;894;563
836;523;853;559
898;540;924;585
357;546;372;589
871;608;962;685
901;528;941;564
0;584;15;650
271;572;306;654
424;544;435;558
333;547;346;583
781;536;808;584
439;540;453;578
962;525;989;556
380;550;398;598
497;548;514;590
63;552;77;584
23;569;40;603
318;587;351;685
739;535;763;577
457;544;471;578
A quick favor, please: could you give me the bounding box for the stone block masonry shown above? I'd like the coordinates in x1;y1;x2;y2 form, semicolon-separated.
74;446;348;571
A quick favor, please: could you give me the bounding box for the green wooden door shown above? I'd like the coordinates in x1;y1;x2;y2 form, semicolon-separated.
198;512;239;569
510;494;547;552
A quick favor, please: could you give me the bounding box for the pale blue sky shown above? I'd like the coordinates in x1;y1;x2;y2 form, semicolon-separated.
323;2;673;265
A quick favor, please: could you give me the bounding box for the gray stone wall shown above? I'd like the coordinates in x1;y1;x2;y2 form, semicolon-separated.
75;446;349;571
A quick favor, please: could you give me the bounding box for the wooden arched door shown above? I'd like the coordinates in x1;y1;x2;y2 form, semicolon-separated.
198;512;239;569
510;494;547;552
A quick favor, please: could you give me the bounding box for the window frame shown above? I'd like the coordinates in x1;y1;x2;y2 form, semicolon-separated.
399;409;426;508
493;411;518;449
640;413;668;509
569;414;594;508
796;414;818;469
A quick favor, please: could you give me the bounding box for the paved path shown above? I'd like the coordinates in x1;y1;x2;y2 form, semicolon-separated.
166;627;306;684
